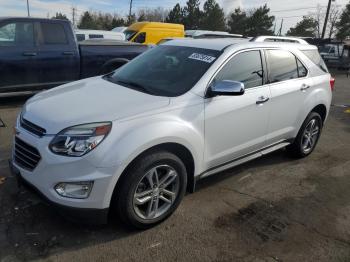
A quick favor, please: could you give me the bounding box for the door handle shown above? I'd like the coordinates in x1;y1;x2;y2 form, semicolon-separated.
256;96;270;105
300;84;311;91
22;52;37;56
62;51;74;56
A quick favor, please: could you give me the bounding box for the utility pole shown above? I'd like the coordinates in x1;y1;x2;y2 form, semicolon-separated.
322;0;335;38
72;6;77;28
278;19;284;36
26;0;30;17
129;0;133;20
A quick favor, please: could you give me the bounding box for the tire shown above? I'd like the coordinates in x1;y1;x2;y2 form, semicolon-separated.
115;151;187;229
286;112;323;158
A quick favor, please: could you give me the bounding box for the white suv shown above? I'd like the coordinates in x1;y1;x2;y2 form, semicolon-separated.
10;37;334;228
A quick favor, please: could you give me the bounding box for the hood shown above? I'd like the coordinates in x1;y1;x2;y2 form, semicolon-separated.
22;77;170;134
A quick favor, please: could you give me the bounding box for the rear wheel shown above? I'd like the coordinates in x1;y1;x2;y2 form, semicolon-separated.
115;151;187;229
286;112;323;158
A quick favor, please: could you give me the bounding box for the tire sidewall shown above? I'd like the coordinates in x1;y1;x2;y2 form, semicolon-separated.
118;151;187;228
297;112;323;157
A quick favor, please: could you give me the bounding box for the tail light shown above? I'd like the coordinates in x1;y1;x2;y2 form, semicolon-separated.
330;77;335;91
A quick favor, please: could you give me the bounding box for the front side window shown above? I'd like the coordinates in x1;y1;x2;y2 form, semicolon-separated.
0;22;34;46
214;50;264;89
41;22;68;44
124;30;137;41
134;32;146;43
266;49;299;83
104;45;220;97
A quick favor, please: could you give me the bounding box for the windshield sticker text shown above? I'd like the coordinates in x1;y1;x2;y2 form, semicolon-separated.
188;53;216;63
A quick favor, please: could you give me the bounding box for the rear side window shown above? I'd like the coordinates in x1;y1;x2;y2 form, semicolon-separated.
0;22;34;46
76;34;85;41
302;49;328;73
41;23;68;45
266;50;299;83
89;34;103;39
214;50;264;89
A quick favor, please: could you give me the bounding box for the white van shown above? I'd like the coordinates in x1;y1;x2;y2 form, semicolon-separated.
75;29;125;42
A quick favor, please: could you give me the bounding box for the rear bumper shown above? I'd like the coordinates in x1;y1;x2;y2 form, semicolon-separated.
9;159;109;225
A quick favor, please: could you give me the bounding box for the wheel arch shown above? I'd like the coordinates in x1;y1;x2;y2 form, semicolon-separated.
310;104;327;123
111;142;196;209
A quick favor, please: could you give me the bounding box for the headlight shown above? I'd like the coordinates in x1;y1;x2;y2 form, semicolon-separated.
49;122;112;157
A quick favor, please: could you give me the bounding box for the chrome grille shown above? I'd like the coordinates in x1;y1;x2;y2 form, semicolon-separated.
20;117;46;137
14;137;41;171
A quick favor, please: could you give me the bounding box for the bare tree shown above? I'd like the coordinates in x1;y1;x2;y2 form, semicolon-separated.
327;5;341;39
137;7;169;22
310;4;324;38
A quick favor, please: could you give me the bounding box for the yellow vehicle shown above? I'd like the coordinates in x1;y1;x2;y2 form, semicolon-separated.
125;22;185;45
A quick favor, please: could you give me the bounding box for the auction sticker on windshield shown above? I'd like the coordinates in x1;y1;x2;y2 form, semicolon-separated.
188;53;216;63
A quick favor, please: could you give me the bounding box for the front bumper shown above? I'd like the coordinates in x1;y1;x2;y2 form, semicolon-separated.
11;124;125;211
9;159;109;224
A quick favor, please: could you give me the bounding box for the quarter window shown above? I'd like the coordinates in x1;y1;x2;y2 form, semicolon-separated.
214;50;264;89
297;59;307;77
0;22;34;46
41;23;68;44
266;50;299;83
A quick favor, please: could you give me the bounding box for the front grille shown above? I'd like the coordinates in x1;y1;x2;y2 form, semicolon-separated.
20;117;46;137
14;137;41;171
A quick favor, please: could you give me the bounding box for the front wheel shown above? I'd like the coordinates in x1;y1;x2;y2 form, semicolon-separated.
115;151;187;229
286;112;323;158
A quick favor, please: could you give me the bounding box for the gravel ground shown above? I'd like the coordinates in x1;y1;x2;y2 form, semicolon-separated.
0;72;349;262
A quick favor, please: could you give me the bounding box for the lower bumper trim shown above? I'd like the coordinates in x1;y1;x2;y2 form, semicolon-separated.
9;159;109;225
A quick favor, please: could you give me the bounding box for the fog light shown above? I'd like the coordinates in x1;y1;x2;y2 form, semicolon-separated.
54;181;93;199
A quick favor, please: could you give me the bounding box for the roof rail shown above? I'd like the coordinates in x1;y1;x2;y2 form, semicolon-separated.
250;36;309;45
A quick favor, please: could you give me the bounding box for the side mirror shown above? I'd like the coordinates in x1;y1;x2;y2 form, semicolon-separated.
207;80;245;97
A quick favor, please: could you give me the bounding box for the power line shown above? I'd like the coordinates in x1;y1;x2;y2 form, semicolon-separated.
271;6;327;13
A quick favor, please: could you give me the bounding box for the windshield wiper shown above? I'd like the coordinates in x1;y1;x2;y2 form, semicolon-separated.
115;79;154;95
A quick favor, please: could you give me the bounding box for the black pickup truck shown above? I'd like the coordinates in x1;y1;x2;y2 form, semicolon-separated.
0;17;149;95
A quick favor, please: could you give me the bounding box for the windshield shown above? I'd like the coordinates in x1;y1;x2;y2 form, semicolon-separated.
124;30;137;41
104;45;221;97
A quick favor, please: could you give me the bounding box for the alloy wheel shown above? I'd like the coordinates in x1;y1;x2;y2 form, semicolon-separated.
133;165;180;220
301;118;320;154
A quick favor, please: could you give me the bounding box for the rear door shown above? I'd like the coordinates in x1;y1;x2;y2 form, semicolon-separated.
0;20;39;93
204;50;271;168
265;49;312;145
36;21;79;88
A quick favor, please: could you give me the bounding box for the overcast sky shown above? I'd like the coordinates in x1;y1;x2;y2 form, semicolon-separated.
0;0;349;34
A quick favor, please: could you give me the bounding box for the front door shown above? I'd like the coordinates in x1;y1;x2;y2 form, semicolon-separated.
204;50;271;169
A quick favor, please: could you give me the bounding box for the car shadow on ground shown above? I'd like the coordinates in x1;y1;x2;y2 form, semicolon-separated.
0;149;293;261
196;149;295;191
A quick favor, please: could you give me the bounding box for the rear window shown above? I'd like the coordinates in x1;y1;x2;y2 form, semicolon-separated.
76;34;85;41
302;49;328;73
89;34;103;39
41;23;68;45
